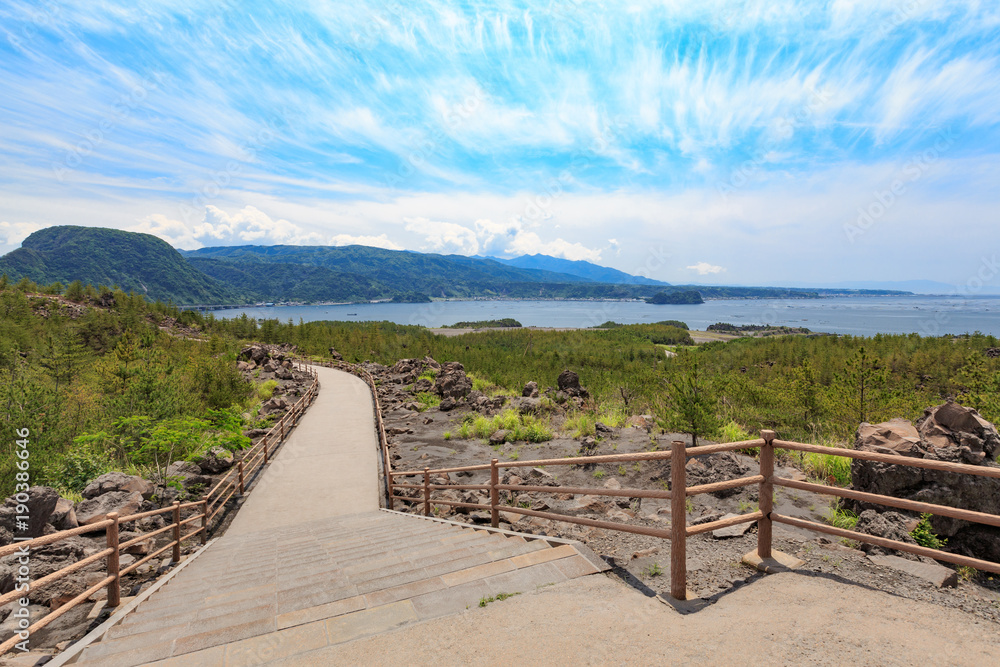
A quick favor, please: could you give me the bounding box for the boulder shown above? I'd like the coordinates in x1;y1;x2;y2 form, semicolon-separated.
627;415;656;431
522;381;539;398
434;362;473;400
82;472;153;500
0;486;60;540
514;397;541;414
50;498;78;530
557;369;589;399
196;446;235;475
328;347;343;361
854;510;918;557
489;430;509;445
855;418;923;457
439;397;457;412
239;344;268;364
412;378;434;393
851;404;1000;562
74;492;144;526
916;400;999;460
685;453;749;498
166;461;213;489
275;366;293;380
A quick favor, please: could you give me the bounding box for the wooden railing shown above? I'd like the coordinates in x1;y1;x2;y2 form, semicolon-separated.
390;430;1000;600
0;360;319;655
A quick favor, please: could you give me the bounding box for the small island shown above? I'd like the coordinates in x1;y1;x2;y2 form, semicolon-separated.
443;318;522;328
646;290;704;305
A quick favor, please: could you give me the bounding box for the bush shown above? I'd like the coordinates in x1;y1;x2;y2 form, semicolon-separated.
911;513;947;549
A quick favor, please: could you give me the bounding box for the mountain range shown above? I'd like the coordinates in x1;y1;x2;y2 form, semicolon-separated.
0;226;912;305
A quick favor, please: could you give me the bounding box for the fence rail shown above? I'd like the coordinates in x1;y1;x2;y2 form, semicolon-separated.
389;429;1000;600
0;360;320;656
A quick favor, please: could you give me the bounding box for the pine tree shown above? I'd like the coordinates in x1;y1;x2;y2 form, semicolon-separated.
659;358;720;447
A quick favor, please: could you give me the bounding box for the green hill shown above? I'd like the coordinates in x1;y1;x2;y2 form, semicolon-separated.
0;226;237;304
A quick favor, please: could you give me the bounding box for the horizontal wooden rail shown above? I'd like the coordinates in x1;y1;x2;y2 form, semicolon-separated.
686;511;763;537
393;463;492;477
119;539;179;577
686;475;764;497
0;575;115;655
0;547;113;609
772;514;1000;575
775;477;1000;529
119;523;173;550
178;514;204;528
429;484;491;492
498;483;670;500
497;505;673;539
180;526;204;542
119;501;202;524
774;440;1000;479
0;519;112;558
683;440;764;457
426;499;493;511
500;450;673;470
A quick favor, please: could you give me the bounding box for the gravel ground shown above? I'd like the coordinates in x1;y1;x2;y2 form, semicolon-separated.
382;381;1000;629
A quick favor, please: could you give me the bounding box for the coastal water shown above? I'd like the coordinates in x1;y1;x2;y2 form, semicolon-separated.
208;295;1000;337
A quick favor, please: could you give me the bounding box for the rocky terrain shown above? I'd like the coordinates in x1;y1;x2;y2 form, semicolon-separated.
369;356;1000;625
0;343;313;657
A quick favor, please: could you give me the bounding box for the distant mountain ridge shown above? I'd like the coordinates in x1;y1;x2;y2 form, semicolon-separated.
0;226;914;305
482;254;670;286
0;226;237;304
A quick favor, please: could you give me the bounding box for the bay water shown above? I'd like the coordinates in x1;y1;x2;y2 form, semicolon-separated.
207;295;1000;337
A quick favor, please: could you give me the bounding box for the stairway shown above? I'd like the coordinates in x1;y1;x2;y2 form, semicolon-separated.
71;510;606;666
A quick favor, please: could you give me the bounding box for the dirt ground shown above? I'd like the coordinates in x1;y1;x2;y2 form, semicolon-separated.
381;379;1000;628
311;572;1000;666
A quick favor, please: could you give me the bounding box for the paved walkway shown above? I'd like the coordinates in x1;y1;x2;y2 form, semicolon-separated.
227;366;380;536
70;366;601;666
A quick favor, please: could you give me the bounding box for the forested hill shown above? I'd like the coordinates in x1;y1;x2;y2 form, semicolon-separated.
0;226;237;304
0;226;913;305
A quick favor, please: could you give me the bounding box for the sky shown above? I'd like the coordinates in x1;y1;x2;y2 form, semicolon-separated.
1;1;999;288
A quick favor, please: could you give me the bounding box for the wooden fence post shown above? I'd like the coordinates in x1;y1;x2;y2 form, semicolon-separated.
106;512;121;607
490;458;500;528
201;498;209;545
423;467;431;517
387;472;395;511
238;458;246;495
262;435;269;463
172;501;181;563
281;417;286;440
670;440;687;601
758;430;776;560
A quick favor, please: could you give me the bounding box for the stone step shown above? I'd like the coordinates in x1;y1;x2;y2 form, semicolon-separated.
73;511;600;666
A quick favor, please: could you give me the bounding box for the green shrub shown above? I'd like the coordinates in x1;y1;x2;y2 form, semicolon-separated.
911;513;947;549
719;420;754;443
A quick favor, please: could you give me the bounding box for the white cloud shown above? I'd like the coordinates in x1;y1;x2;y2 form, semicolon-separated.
329;233;402;250
687;262;726;275
130;205;324;249
403;217;480;254
0;221;43;252
503;231;603;262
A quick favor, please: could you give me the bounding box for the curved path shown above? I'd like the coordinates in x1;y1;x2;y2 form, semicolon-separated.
69;366;601;666
227;366;380;536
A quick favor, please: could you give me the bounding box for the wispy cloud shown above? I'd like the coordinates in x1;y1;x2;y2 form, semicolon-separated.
0;1;998;283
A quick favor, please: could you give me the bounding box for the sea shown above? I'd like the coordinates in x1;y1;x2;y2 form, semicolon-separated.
204;295;1000;338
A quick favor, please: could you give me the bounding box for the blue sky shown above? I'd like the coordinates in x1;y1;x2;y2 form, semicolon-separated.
1;1;999;287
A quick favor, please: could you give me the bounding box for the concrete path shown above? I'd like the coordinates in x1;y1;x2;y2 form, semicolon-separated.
70;366;602;666
227;366;380;536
